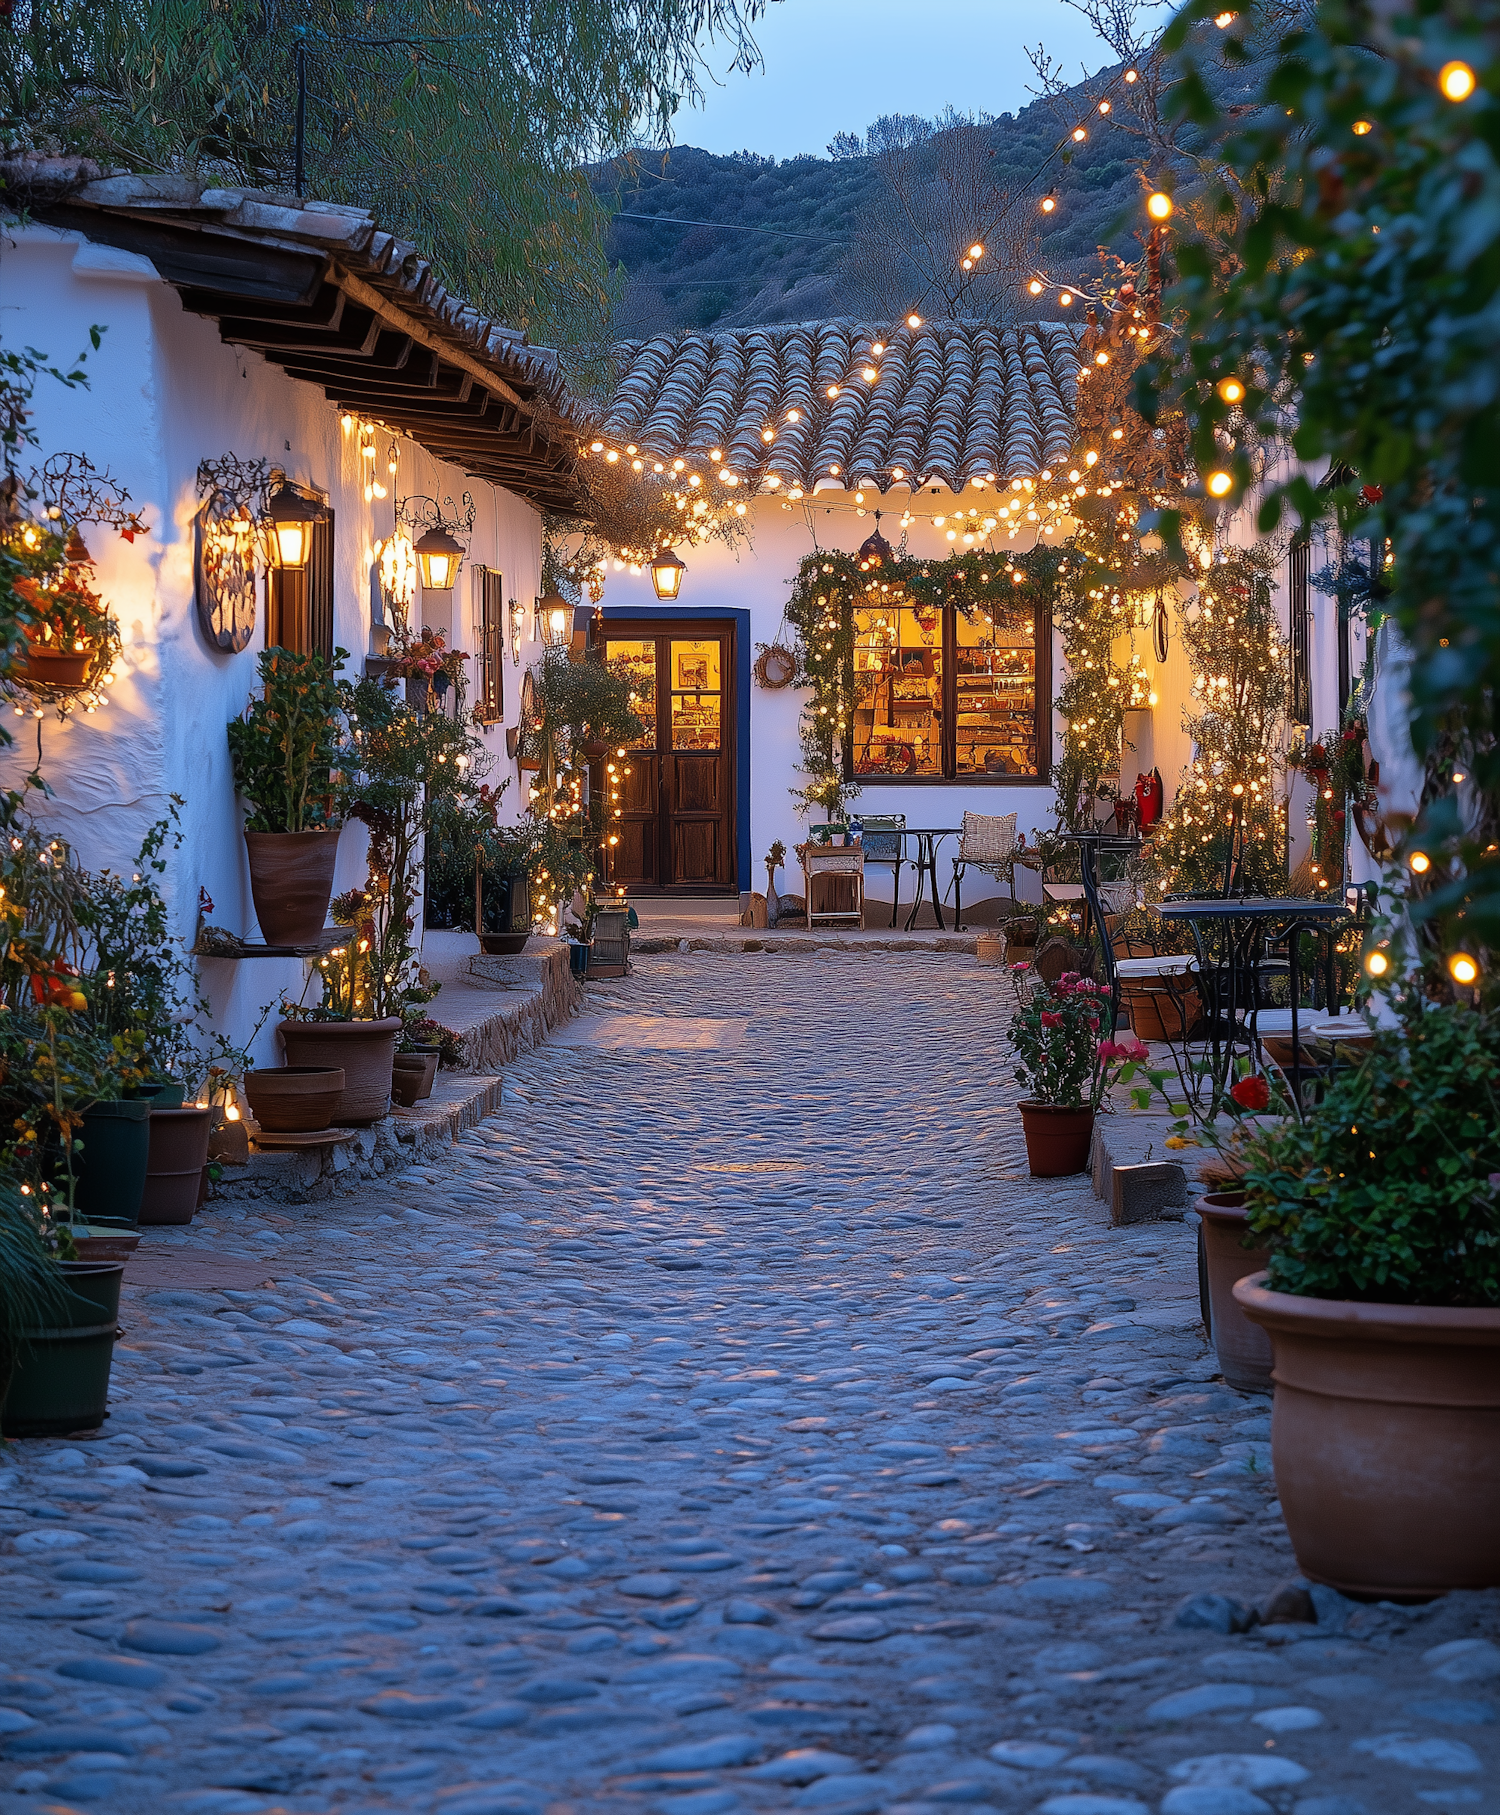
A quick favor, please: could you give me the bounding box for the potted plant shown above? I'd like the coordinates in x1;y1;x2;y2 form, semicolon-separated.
392;1015;455;1105
473;798;535;956
1008;972;1146;1176
280;678;485;1122
1230;997;1500;1598
227;647;347;946
7;524;123;702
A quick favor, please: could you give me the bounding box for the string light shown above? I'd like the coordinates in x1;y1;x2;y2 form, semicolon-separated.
1439;60;1476;102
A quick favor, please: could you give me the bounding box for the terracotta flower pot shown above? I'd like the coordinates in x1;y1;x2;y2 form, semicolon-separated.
278;1018;401;1124
1196;1192;1274;1393
392;1050;439;1106
244;826;341;947
69;1229;140;1263
1018;1102;1095;1177
1124;984;1200;1042
139;1106;213;1225
244;1066;345;1133
18;645;92;688
1235;1273;1500;1598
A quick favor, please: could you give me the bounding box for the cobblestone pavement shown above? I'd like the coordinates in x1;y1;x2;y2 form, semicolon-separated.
3;953;1498;1815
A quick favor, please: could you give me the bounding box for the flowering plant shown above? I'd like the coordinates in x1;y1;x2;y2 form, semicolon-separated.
1008;971;1148;1109
387;625;470;699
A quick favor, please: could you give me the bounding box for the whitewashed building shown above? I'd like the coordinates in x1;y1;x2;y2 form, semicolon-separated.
594;320;1379;919
1;167;584;1063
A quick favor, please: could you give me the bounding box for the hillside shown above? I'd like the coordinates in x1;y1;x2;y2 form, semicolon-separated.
595;41;1259;339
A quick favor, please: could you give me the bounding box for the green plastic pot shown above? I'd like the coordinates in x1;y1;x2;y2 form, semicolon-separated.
0;1260;123;1438
130;1077;187;1108
72;1099;150;1230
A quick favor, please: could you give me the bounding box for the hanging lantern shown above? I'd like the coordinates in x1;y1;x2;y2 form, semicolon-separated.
414;523;464;592
857;512;892;569
263;482;323;571
649;549;687;600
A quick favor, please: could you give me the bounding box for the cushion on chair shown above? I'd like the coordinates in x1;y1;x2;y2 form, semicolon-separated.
958;810;1018;866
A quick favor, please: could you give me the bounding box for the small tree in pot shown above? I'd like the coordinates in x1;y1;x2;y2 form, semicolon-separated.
227;648;347;946
1233;996;1500;1600
1008;971;1146;1176
280;677;489;1122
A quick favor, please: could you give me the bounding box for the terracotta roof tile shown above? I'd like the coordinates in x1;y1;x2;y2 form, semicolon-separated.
604;318;1082;490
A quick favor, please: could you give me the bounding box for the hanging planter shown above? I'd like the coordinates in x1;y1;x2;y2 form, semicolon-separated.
6;527;123;718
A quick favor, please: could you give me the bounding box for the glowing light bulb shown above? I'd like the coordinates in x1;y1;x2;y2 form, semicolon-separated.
1450;952;1480;985
1059;290;1073;306
1409;851;1431;874
907;313;923;328
1028;279;1044;296
1439;61;1476;102
1365;950;1390;977
1352;118;1373;135
1216;376;1246;404
1147;191;1173;222
1206;470;1234;498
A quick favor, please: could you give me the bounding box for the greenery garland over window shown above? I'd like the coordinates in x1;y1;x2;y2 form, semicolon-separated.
781;542;1059;820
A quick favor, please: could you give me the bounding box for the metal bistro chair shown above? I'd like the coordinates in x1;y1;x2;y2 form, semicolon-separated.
952;810;1018;931
859;814;907;927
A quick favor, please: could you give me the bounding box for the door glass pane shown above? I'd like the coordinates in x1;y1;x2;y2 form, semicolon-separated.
852;604;942;776
606;639;658;748
954;609;1039;776
670;639;721;750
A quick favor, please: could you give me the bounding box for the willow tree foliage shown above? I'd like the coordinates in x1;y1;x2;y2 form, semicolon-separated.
0;0;766;361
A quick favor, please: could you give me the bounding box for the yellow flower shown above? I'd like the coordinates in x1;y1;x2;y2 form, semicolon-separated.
1164;1135;1200;1150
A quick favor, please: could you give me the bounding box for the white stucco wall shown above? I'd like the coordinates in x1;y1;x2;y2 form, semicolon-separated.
0;224;544;1068
595;498;1070;912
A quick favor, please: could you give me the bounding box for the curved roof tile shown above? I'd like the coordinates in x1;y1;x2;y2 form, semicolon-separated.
605;318;1082;492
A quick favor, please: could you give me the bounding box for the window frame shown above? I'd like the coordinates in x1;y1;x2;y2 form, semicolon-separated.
474;566;505;724
847;599;1053;787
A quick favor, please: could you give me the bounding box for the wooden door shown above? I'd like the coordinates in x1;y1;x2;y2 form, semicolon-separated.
603;621;736;893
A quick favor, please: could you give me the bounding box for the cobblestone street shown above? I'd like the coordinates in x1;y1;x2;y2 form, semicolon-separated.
3;953;1497;1815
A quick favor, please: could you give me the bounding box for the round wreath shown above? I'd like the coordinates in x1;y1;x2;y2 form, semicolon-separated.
754;643;797;690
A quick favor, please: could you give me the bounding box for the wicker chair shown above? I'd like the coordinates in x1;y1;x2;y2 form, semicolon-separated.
952;810;1018;931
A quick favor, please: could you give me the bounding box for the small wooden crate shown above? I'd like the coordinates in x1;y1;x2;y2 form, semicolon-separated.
589;908;631;978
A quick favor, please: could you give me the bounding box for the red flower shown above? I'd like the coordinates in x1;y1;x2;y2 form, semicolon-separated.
1040;1011;1063;1028
1361;484;1383;504
1230;1074;1271;1112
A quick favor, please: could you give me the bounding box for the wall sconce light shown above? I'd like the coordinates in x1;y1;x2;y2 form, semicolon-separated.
649;548;686;600
264;481;324;571
414;523;465;592
540;592;571;647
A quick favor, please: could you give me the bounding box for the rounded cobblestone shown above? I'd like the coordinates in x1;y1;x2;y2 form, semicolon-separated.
1;954;1496;1813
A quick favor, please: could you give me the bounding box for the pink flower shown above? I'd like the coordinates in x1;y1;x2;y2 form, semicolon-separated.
1040;1011;1063;1028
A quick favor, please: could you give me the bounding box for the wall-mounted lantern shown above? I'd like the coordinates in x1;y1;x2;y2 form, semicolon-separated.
264;481;324;571
539;592;571;647
414;523;465;593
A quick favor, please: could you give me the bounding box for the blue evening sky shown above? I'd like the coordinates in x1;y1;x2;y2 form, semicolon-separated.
678;0;1120;160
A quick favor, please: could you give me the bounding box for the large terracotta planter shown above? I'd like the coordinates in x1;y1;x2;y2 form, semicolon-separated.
278;1018;401;1124
1197;1192;1274;1393
1235;1273;1500;1598
244;1067;345;1132
139;1106;213;1225
245;827;341;947
1018;1102;1095;1177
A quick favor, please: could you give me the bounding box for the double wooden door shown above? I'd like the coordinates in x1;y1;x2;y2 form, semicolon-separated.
603;620;737;893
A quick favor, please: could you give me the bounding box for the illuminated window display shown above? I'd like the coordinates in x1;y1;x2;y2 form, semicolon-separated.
853;604;1043;781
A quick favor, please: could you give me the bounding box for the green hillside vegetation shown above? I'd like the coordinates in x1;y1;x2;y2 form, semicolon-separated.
596;36;1262;338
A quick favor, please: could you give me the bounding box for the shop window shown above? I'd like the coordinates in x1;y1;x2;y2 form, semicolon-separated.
267;509;335;658
853;602;1045;782
474;567;505;723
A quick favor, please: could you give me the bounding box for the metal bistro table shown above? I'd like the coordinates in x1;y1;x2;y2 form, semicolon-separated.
900;826;962;932
1156;895;1353;1112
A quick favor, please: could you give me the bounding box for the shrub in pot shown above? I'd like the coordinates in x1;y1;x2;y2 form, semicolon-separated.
281;680;487;1123
227;647;347;945
1233;999;1500;1598
1007;972;1148;1176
